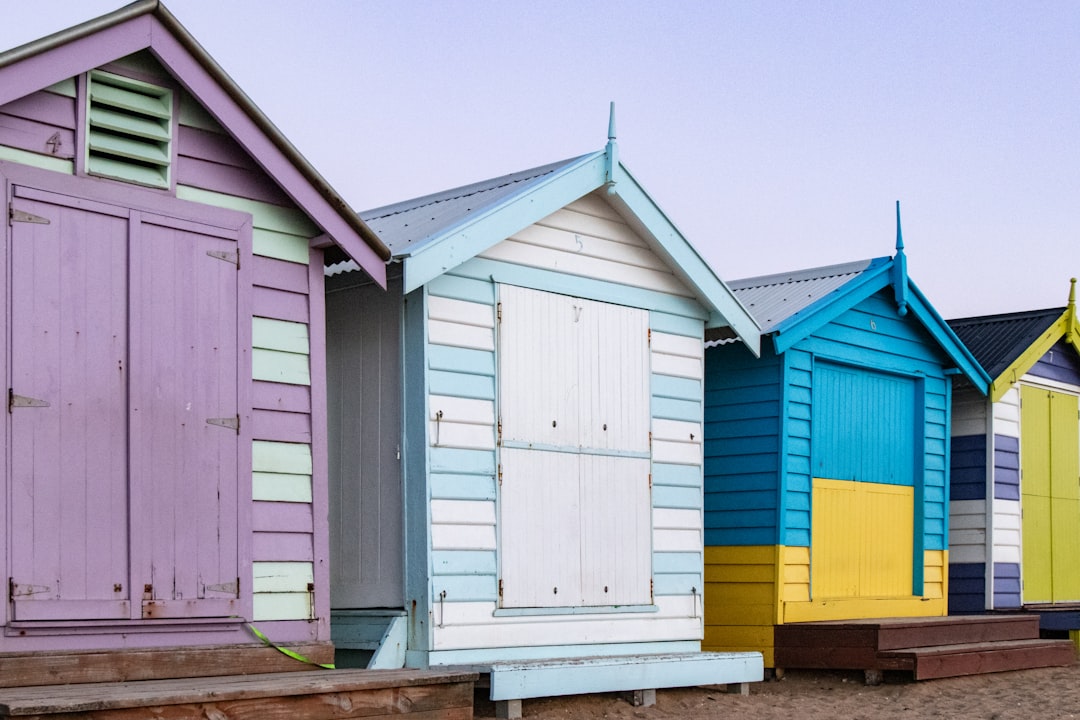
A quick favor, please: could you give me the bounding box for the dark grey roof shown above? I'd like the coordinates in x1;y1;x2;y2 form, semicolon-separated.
325;155;589;276
727;259;876;333
948;308;1064;379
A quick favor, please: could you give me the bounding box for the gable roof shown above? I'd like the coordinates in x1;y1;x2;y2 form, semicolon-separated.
948;279;1080;401
328;141;761;355
707;217;990;393
0;0;390;285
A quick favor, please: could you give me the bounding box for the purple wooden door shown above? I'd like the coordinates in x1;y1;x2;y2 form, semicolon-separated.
9;187;132;620
8;185;242;622
128;211;241;619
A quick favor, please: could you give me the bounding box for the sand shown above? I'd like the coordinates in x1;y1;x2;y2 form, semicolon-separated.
474;664;1080;719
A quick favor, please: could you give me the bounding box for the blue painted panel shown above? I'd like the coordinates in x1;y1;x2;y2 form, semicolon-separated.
653;573;703;596
948;562;986;614
432;550;497;575
705;508;776;530
653;463;702;487
783;524;811;548
428;345;495;375
428;272;496;304
1030;339;1080;386
705;416;778;439
430;473;497;500
652;374;701;401
650;310;704;338
432;574;497;602
424;640;702;667
429;369;494;400
993;562;1022;609
705;526;774;547
994;434;1021;501
813;362;916;486
703;472;775;493
704;399;778;423
652;396;701;422
652;484;701;509
704;490;776;512
429;447;496;475
705;452;779;475
653;552;702;574
951;434;987;501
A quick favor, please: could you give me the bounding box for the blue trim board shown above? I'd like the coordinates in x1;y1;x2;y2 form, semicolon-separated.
427;272;497;304
431;473;496;501
948;563;986;614
423;640;702;667
993;563;1022;609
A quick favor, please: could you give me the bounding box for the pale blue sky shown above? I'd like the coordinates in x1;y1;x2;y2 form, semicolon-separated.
4;1;1078;318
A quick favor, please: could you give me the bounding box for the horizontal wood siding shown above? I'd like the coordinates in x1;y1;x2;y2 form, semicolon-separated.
702;546;778;667
949;499;987;564
782;349;813;548
951;435;987;501
423;193;710;660
702;343;782;547
949;562;987;613
1029;339;1080;386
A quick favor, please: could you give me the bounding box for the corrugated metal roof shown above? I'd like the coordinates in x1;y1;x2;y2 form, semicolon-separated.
325;155;587;276
727;259;876;333
948;308;1064;379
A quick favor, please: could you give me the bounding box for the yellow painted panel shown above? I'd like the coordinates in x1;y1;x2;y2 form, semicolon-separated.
704;582;776;606
783;563;810;584
704;603;776;627
704;545;777;565
784;596;946;623
704;625;775;648
811;478;913;599
1051;392;1080;500
783;546;811;565
1021;386;1052;497
1052;497;1080;601
782;583;811;603
704;564;775;583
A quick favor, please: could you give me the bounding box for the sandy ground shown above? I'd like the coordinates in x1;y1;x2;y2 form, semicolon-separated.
473;664;1080;719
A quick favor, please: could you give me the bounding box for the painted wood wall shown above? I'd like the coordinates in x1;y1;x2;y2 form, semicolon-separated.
703;288;953;665
406;192;709;667
949;339;1080;612
0;52;330;649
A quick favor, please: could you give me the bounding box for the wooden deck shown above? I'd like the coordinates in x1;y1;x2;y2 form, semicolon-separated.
774;615;1076;682
0;668;478;719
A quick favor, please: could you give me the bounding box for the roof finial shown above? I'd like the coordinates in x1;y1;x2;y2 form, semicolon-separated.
1070;277;1077;307
892;200;909;316
604;101;618;192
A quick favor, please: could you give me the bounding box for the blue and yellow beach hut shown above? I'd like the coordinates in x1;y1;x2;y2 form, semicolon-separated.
702;218;989;667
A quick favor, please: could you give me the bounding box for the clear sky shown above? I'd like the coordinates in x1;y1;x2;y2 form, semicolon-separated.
4;1;1078;319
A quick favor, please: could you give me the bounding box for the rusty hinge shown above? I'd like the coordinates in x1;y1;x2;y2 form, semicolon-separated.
10;579;51;599
9;208;50;225
207;249;239;268
204;579;239;595
647;327;651;346
497;416;503;446
9;389;49;413
498;578;503;598
650;578;654;601
206;415;240;433
648;472;652;489
496;302;502;323
307;582;316;622
497;463;503;487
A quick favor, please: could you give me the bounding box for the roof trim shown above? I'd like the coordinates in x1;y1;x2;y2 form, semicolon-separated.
984;279;1080;402
759;255;989;392
0;0;390;284
396;149;760;355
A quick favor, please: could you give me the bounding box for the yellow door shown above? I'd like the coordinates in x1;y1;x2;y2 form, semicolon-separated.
812;478;915;598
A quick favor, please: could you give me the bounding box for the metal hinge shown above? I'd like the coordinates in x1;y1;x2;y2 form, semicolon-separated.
207;249;239;268
9;579;51;599
9;208;50;225
9;389;49;412
498;578;503;598
206;415;240;433
204;578;239;595
648;473;652;488
496;302;502;323
497;416;502;446
497;464;503;487
647;328;651;346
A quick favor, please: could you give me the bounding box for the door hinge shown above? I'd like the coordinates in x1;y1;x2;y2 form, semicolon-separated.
496;302;502;323
9;389;49;412
204;578;239;596
498;578;503;598
497;463;503;487
9;579;51;599
497;416;502;446
207;249;239;268
206;415;240;433
9;208;50;225
648;327;652;346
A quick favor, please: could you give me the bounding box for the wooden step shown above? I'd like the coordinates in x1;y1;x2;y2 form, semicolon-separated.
878;638;1076;680
0;668;478;718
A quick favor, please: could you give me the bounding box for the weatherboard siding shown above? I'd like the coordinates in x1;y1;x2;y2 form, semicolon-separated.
0;63;327;639
423;200;708;661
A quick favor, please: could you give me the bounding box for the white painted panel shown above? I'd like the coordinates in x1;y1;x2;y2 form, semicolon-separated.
511;224;664;271
431;499;497;525
578;299;650;452
995;529;1021;549
652;440;701;466
253;317;310;354
499;286;581;447
951;386;988;437
654;528;701;553
995;545;1022;564
253;593;310;621
481;240;694;298
431;524;497;551
428;319;494;351
430;419;495;450
562;194;626;225
651;332;703;360
653;419;702;442
252;561;314;593
432;613;700;650
438;594;696;626
995;389;1021;437
428;296;495;327
651;354;703;380
538;201;638;240
500;448;582;607
654;508;701;530
430;395;495;425
579;455;652;605
252;472;312;503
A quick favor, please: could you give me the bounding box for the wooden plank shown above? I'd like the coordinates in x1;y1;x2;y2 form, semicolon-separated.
252;472;312;503
254;286;308;324
252;255;309;294
253;381;311;414
0;645;335;688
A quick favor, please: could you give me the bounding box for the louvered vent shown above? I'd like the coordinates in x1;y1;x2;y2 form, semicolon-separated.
86;70;172;188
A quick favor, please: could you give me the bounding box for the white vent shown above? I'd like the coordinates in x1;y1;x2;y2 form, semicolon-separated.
85;70;172;188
